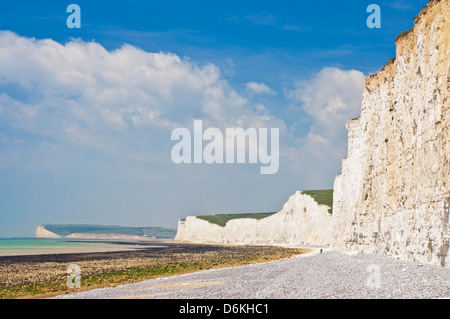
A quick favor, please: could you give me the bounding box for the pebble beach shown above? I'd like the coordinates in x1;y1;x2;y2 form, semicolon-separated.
0;242;306;299
55;249;450;299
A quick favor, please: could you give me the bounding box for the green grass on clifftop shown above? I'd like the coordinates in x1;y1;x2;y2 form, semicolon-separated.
197;213;276;227
301;189;333;214
195;189;334;227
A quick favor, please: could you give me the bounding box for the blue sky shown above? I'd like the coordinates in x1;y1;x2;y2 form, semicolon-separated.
0;0;428;236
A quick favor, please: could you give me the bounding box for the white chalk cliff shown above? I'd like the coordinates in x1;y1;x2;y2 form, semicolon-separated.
35;226;152;240
175;191;333;246
176;0;449;268
36;225;62;238
332;0;449;268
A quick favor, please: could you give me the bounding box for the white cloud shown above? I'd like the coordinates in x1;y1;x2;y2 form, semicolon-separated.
0;31;285;173
0;31;372;232
283;67;366;186
287;67;366;143
245;81;276;95
0;31;368;201
383;1;416;11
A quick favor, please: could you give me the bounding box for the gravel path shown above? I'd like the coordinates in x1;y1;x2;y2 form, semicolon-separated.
54;249;450;299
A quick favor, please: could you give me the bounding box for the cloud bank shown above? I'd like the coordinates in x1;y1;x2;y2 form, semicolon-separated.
285;67;366;185
0;31;366;231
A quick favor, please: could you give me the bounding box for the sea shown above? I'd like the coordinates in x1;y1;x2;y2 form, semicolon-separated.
0;238;142;256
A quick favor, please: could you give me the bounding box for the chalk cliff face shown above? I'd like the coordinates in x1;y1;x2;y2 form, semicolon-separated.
332;0;449;267
36;225;62;238
175;191;333;246
175;1;449;268
35;226;152;240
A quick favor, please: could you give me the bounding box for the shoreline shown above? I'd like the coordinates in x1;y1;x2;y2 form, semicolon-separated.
0;242;309;299
0;239;172;257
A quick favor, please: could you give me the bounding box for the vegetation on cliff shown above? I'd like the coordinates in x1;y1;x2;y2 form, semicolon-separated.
301;190;333;214
196;213;276;227
194;189;334;227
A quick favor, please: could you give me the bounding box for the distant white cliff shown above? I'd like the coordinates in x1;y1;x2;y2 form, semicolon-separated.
36;225;62;238
35;225;159;240
175;191;333;246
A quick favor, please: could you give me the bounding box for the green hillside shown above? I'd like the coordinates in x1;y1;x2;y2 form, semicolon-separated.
43;225;176;239
195;189;334;227
197;213;276;227
301;189;333;214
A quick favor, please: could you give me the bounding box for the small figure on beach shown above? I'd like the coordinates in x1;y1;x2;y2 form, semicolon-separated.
320;249;323;254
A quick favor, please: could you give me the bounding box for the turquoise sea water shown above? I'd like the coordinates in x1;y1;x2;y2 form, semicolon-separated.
0;238;130;256
0;238;92;249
